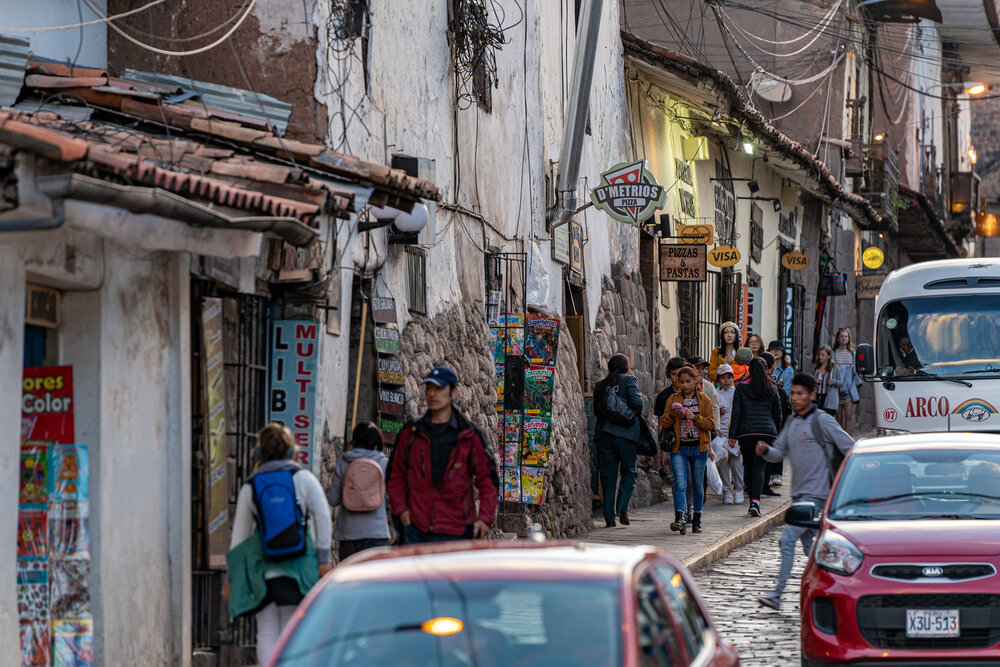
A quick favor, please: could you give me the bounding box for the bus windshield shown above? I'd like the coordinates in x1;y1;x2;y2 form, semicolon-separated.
877;295;1000;378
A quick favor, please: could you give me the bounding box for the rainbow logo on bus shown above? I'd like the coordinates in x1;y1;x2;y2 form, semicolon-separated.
952;399;997;423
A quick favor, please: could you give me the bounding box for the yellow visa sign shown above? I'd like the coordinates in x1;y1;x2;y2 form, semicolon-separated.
781;251;810;270
707;246;741;268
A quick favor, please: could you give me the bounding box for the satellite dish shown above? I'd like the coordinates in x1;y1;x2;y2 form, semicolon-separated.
751;72;792;104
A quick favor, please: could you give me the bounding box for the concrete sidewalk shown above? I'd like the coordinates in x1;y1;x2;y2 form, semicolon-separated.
587;474;792;572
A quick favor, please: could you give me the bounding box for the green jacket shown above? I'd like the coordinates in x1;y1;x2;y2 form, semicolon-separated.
226;533;319;619
596;374;644;442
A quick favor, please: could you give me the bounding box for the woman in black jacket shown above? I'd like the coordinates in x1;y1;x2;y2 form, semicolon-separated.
594;354;643;528
728;358;782;518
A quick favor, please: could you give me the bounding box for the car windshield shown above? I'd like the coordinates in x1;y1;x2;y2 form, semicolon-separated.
876;295;1000;377
829;448;1000;521
275;578;623;667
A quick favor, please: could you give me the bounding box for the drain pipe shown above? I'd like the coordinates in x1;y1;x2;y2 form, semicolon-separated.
548;0;604;231
0;199;65;231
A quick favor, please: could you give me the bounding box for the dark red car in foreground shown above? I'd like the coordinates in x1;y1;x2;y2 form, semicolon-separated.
268;540;740;666
790;433;1000;666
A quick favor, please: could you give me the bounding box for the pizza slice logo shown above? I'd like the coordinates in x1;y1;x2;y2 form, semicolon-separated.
591;160;667;226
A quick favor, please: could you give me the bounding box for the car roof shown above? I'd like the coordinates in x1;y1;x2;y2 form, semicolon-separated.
879;258;1000;301
327;540;670;583
853;432;1000;453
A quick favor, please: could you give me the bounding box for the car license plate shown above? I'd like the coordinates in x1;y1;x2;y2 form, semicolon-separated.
906;609;960;637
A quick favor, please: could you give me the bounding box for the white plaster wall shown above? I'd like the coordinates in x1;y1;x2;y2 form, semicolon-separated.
93;247;175;665
316;0;635;344
0;244;27;667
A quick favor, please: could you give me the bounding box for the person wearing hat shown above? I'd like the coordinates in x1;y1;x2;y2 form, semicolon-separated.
767;340;794;394
709;322;748;382
387;366;499;544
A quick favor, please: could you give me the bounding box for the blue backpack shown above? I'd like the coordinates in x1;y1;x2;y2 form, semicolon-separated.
251;465;307;560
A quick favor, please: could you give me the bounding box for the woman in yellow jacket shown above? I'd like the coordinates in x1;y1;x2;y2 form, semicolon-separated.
659;366;715;535
709;321;748;382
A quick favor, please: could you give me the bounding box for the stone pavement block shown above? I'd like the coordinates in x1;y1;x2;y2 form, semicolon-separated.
587;469;793;570
693;530;807;666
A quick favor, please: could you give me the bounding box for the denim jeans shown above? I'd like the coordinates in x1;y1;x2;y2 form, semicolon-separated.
671;446;708;513
772;496;823;597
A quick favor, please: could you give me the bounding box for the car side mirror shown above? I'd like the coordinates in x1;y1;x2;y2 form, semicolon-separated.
785;501;822;529
856;344;874;377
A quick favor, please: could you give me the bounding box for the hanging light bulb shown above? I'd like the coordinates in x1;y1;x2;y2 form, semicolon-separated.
393;203;429;233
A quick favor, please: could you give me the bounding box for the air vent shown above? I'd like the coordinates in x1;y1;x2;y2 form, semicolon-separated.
812;598;837;635
924;278;970;289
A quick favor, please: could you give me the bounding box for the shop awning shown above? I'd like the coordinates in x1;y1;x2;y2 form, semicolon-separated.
896;186;962;261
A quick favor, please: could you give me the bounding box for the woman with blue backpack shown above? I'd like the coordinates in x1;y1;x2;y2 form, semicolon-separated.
225;422;332;666
327;421;389;560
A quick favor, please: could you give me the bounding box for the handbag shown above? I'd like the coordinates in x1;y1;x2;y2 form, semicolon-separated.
637;418;657;457
596;380;637;427
823;387;840;410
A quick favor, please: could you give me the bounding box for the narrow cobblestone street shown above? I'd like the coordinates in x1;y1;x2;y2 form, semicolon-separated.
692;529;806;666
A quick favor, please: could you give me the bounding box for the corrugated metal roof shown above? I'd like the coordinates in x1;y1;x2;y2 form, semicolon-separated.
124;69;292;136
0;33;30;107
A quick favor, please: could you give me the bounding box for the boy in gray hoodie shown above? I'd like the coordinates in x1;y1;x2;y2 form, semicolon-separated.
754;373;854;609
327;422;390;561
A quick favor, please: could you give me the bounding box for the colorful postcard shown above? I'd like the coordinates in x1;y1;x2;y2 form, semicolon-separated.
20;442;48;506
50;560;90;619
502;467;521;502
502;441;519;468
523;366;555;416
525;315;560;366
520;417;552;467
520;466;545;505
489;328;504;365
495;363;505;413
17;574;49;621
52;617;94;667
49;503;90;560
20;618;50;666
50;445;88;504
17;510;48;560
502;414;521;442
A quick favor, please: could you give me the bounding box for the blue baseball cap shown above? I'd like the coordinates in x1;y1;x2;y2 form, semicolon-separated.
423;366;458;387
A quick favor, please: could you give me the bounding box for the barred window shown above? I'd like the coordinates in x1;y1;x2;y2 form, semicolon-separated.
405;248;427;315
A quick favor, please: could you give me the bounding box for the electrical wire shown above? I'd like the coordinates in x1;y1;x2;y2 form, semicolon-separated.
80;0;257;57
0;0;166;32
720;0;843;45
113;0;253;43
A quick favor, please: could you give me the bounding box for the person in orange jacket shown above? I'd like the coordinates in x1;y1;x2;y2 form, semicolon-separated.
709;321;748;382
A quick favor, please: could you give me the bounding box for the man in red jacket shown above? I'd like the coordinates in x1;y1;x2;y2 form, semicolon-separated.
388;366;499;544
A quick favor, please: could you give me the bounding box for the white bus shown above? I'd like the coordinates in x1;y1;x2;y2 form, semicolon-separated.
856;258;1000;435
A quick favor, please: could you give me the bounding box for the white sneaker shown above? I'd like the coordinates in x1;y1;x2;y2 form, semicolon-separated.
723;493;734;505
734;492;745;504
770;475;783;487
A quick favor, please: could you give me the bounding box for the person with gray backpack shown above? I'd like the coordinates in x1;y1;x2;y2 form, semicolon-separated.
328;421;390;561
593;353;643;528
754;373;854;610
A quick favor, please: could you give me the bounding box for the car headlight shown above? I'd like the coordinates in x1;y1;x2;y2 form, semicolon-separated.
877;427;910;437
814;530;864;575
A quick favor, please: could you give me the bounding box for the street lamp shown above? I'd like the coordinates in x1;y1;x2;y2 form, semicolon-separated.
922;82;987;96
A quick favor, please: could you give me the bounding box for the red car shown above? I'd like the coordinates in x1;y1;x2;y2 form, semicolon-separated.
791;433;1000;666
268;540;740;666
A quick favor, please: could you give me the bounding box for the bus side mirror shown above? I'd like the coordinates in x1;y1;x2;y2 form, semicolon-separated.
856;344;875;377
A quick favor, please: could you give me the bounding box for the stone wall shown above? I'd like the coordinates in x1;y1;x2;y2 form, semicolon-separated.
399;300;592;538
589;262;666;509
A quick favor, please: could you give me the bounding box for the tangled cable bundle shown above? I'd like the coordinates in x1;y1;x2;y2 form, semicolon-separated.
450;0;507;110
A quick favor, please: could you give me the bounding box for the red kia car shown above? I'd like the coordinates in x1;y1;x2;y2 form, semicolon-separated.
791;433;1000;666
267;540;740;666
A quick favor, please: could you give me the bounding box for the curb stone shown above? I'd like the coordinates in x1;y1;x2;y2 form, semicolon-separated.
682;498;792;572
